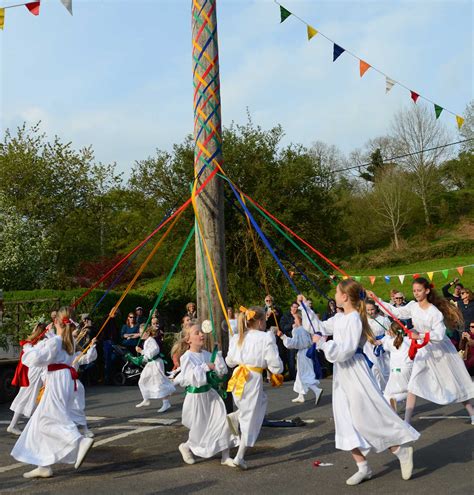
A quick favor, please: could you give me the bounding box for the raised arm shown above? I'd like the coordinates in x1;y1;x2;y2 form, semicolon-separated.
22;336;62;368
319;315;362;363
264;333;284;374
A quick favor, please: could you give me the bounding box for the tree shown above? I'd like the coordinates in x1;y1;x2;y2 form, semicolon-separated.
391;104;452;226
459;100;474;152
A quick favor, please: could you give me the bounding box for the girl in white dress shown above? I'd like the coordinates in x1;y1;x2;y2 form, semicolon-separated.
135;326;175;412
370;277;474;425
277;312;322;404
312;280;419;486
173;324;238;467
364;301;391;391
7;322;49;436
11;307;94;479
380;322;413;412
226;306;283;470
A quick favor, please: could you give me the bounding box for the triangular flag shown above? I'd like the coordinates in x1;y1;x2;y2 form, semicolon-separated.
427;271;434;281
398;275;405;284
280;5;291;23
354;276;361;282
26;2;41;16
307;25;318;40
441;269;449;279
385;77;395;93
333;44;345;62
342;275;349;280
384;275;391;284
60;0;73;15
410;91;420;103
0;8;5;30
456;115;465;129
457;266;464;277
434;104;443;119
413;273;420;279
369;276;376;285
360;60;371;77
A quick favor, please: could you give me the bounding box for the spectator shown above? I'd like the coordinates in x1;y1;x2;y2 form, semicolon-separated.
135;306;146;325
458;288;474;332
221;306;238;337
459;323;474;375
322;299;337;321
393;291;413;330
185;302;197;319
121;312;140;351
264;295;282;331
279;301;299;380
442;278;464;303
389;289;399;305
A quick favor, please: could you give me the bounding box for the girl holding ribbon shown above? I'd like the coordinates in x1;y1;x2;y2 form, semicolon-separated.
173;323;238;467
369;277;474;425
226;306;283;470
312;279;419;486
11;307;94;479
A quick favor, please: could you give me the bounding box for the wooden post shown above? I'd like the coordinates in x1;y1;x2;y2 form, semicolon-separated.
192;0;228;351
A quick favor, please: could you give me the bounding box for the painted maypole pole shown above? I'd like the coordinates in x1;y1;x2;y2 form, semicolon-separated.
192;0;228;350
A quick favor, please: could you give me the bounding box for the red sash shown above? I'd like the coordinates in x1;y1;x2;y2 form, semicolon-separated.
47;364;79;391
11;341;31;387
408;332;430;360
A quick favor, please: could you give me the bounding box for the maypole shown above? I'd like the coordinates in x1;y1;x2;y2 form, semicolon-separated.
192;0;228;349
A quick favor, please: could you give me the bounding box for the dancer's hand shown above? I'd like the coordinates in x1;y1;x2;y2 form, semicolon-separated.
410;330;421;340
207;363;216;370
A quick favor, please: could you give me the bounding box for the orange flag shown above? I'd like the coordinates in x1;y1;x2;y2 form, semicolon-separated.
457;266;464;277
369;276;376;285
360;60;371;77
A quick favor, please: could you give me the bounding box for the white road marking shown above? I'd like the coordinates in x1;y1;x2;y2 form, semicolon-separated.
86;416;107;421
0;463;24;474
418;416;470;420
93;426;159;447
128;418;178;425
97;425;137;431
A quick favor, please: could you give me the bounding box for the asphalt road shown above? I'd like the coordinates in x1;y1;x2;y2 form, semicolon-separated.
0;379;473;495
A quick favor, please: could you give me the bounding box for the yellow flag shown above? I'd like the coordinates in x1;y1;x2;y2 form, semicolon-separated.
456;115;464;129
307;25;318;41
0;8;5;30
427;271;434;281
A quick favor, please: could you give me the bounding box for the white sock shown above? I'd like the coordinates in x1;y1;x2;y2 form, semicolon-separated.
9;411;21;429
235;442;246;462
357;460;369;473
221;448;230;462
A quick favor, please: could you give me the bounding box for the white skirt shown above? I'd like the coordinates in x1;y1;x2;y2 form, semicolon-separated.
138;360;176;400
182;388;238;458
383;366;413;403
294;348;319;395
11;369;82;466
408;336;474;404
333;353;419;453
10;366;44;418
69;380;87;426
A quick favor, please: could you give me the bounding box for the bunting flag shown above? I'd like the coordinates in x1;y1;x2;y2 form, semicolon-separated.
434;104;443;119
410;91;420;103
333;43;345;62
360;60;371;77
427;271;434;281
457;266;464;276
398;274;405;284
60;0;73;15
385;76;395;93
307;25;318;40
413;273;420;279
26;2;41;16
354;276;361;282
384;275;390;284
442;269;449;279
0;8;4;30
456;115;465;129
369;276;376;285
280;5;291;23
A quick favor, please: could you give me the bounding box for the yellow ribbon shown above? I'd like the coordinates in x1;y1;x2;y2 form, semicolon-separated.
269;373;284;388
239;305;256;321
227;364;264;398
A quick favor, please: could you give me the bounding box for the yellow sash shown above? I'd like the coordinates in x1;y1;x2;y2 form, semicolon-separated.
227;364;264;398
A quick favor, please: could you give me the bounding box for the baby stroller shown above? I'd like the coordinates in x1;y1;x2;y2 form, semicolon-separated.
111;344;144;386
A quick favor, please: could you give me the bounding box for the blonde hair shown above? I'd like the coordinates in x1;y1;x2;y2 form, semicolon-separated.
56;306;76;355
237;306;265;347
338;280;376;346
170;323;200;361
27;322;47;343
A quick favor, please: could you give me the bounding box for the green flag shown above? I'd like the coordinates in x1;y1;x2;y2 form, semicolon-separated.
280;5;292;23
434;104;443;119
441;269;449;279
354;276;361;282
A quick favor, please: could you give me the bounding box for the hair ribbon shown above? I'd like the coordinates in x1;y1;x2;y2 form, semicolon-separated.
239;305;256;321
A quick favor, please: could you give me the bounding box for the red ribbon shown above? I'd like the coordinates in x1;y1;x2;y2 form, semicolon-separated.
11;329;49;388
408;332;430;361
47;364;79;391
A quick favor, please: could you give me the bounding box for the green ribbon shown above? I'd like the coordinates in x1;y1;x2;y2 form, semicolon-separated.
186;384;212;394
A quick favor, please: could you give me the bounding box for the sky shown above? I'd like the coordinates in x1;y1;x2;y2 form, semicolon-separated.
0;0;472;177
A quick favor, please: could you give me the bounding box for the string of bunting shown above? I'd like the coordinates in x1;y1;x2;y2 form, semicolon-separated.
0;0;72;30
276;1;466;129
350;264;474;286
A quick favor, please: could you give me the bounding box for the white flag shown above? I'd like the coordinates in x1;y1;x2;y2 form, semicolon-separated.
385;77;395;94
60;0;73;15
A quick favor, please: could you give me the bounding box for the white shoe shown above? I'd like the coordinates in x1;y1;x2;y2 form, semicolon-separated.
157;402;171;413
83;428;95;438
23;466;53;479
75;437;94;469
394;445;414;480
7;425;22;436
291;396;305;403
314;388;323;406
233;457;248;470
136;399;150;408
178;443;195;465
470;415;474;425
227;412;240;436
221;458;237;468
346;467;373;485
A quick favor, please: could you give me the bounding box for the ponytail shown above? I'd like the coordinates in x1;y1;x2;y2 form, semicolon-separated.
237;306;265;347
237;312;247;347
56;307;75;355
358;299;377;346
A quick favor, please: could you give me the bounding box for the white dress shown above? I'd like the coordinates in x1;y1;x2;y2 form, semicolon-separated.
10;363;45;419
69;345;98;426
282;326;319;395
174;350;238;458
382;336;413;403
138;338;176;400
318;312;419;453
11;336;83;466
364;315;391;391
226;330;283;446
380;301;474;404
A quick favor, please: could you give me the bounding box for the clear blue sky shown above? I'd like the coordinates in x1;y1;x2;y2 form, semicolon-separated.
1;0;472;176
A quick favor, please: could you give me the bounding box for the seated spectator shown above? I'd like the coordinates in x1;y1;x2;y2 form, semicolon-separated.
322;299;337;321
458;288;474;331
185;302;197;319
121;313;140;350
442;278;463;303
135;306;147;325
459;323;474;375
392;291;413;329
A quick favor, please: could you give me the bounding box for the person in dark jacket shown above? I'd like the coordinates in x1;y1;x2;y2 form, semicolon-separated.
458;288;474;332
442;278;463;303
